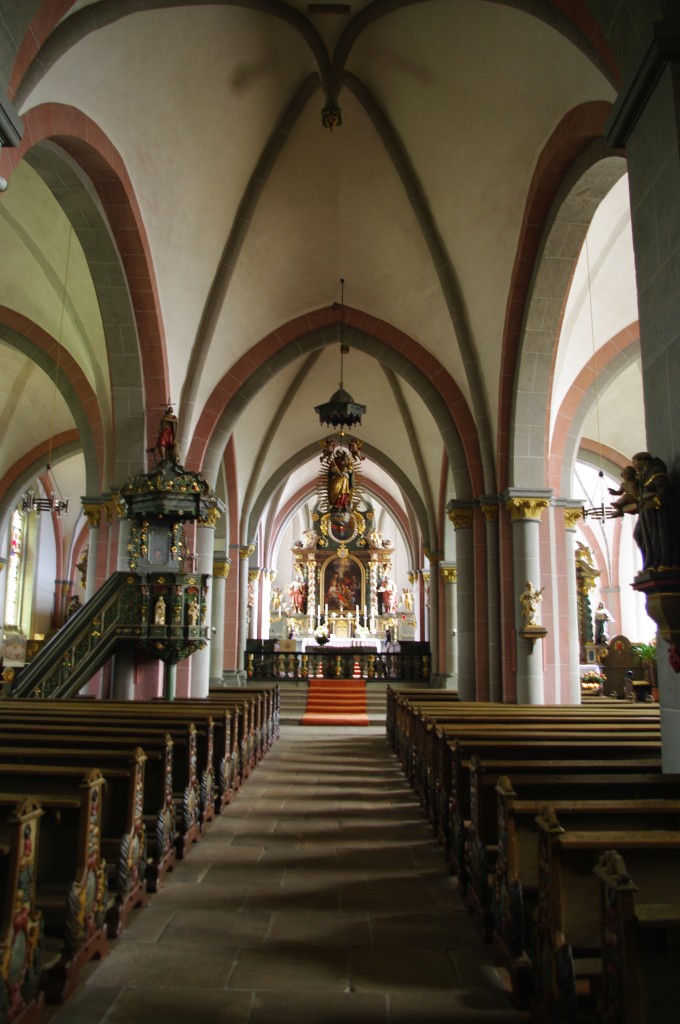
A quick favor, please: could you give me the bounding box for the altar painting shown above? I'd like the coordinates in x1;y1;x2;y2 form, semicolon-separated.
322;557;363;613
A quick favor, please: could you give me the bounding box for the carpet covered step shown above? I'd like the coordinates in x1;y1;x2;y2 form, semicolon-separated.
302;679;369;726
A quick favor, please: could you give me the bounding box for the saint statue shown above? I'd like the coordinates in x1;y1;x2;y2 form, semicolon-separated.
288;575;307;614
594;601;614;644
186;596;200;626
154;594;166;625
156;406;179;464
328;449;353;511
630;451;678;570
520;580;544;626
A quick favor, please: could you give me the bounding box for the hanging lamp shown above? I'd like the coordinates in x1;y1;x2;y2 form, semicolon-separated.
314;279;366;430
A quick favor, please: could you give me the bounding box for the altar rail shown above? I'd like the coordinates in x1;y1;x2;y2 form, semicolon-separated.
244;645;430;682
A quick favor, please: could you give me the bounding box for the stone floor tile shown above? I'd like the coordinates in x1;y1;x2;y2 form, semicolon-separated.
241;883;342;912
45;986;122;1024
348;945;459;992
249;990;389;1023
161;908;272;945
150;881;250;911
201;861;286;886
341;881;443;913
86;939;237;989
92;987;253;1024
388;992;528;1022
268;909;371;946
227;945;349;991
368;910;479;947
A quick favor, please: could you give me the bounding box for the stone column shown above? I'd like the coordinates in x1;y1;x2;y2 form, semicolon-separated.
0;558;6;626
481;499;502;703
606;25;680;769
424;555;440;678
237;544;254;667
440;563;457;690
190;518;217;698
210;559;230;685
562;506;583;704
447;502;475;701
504;492;551;705
81;503;101;602
247;568;261;640
260;569;273;639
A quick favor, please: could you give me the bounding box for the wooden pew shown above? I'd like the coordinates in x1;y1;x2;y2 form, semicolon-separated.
0;718;203;858
0;767;109;1004
442;733;661;875
532;810;680;1023
491;774;680;1004
0;730;176;893
594;848;680;1024
0;796;45;1024
0;746;149;934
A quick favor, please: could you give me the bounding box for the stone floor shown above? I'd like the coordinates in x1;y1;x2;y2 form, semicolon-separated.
47;726;527;1023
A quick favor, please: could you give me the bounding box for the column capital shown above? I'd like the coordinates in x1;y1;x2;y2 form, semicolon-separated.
480;500;499;523
248;568;262;582
424;547;441;564
504;490;551;522
562;505;584;531
198;505;221;528
239;544;255;560
440;564;458;584
447;501;474;530
213;560;231;579
81;502;102;528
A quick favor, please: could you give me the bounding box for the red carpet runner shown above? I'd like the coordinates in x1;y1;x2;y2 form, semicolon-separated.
301;678;369;726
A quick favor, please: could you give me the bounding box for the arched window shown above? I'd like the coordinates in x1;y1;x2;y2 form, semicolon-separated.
5;508;26;629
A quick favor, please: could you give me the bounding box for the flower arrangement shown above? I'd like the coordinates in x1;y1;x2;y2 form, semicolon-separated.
355;624;369;638
314;624;330;645
580;670;604;691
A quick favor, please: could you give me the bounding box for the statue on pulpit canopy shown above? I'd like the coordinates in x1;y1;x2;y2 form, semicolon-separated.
155;406;180;464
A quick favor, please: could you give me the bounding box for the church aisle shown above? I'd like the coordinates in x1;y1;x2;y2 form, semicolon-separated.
48;726;526;1024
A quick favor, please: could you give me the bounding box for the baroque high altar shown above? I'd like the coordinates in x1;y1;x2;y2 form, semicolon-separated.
280;435;415;644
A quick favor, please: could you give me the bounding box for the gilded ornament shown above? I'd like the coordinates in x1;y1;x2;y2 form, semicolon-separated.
563;507;584;530
213;561;231;579
481;503;499;523
505;497;550;522
448;507;474;530
441;566;458;584
82;503;102;528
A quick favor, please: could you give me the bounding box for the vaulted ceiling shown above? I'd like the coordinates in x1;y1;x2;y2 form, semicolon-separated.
0;0;646;562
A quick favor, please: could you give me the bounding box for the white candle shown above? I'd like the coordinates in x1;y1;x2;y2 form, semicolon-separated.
325;604;328;619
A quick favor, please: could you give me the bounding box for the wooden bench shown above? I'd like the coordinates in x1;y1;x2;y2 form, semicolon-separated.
0;766;109;1003
0;796;45;1024
532;810;680;1022
0;717;204;858
594;847;680;1024
0;729;177;893
0;745;150;935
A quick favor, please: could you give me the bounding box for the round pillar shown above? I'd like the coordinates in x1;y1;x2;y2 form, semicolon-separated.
440;563;457;690
210;559;230;685
447;503;475;701
505;493;550;705
563;506;583;703
189;521;217;698
481;500;502;703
